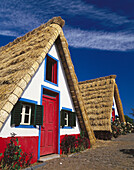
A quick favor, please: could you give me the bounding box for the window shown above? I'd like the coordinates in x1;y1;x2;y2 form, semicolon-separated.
45;55;57;84
20;104;31;125
60;109;76;128
64;112;69;127
11;101;43;126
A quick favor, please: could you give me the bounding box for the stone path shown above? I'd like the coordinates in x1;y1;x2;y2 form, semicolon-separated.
37;134;134;170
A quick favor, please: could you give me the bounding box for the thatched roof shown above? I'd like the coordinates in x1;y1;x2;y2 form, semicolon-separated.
78;75;125;132
0;17;96;145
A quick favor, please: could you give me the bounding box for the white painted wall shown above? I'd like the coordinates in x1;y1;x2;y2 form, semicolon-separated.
0;43;81;137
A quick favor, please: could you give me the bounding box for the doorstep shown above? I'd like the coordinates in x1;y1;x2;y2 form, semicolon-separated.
39;154;60;162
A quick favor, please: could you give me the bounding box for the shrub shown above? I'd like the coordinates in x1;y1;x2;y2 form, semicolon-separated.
60;135;76;154
111;117;134;138
76;136;89;152
0;136;33;170
60;132;90;154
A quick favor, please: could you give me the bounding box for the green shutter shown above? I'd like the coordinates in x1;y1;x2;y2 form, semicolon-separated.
30;104;36;125
60;110;65;127
72;112;76;127
11;102;22;126
35;105;43;125
68;112;76;127
68;112;72;127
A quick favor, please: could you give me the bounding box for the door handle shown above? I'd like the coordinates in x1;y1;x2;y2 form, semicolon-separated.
42;125;45;129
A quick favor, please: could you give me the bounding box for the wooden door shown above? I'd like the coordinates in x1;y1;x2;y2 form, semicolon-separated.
112;109;115;122
40;94;58;156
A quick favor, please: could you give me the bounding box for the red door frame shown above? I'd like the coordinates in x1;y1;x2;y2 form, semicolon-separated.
40;89;59;156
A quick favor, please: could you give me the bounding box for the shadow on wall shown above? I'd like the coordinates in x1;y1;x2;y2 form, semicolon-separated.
94;131;112;140
120;149;134;157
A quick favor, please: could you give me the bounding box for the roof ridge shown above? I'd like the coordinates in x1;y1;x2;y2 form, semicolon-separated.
79;75;116;84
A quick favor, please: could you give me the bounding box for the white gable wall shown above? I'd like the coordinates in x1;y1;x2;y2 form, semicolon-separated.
0;43;81;137
113;97;118;116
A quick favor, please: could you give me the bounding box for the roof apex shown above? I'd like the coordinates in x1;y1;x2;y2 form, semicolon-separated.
45;16;65;28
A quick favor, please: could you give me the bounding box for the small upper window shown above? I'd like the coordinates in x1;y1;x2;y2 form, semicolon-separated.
20;104;31;125
46;55;57;84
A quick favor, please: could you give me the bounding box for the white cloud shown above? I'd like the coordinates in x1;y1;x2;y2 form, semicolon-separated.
63;1;130;25
64;27;134;51
0;30;18;37
0;0;134;52
0;0;133;35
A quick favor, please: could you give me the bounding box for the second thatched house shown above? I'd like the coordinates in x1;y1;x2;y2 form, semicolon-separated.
78;75;125;139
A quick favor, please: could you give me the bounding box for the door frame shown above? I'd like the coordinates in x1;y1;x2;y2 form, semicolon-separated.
38;85;60;160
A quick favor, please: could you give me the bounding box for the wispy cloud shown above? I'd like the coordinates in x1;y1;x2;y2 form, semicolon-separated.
0;30;18;37
0;0;41;36
64;1;131;25
64;27;134;51
0;0;133;33
0;0;134;51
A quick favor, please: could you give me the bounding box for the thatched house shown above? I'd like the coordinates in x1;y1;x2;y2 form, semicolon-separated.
0;17;95;163
78;75;125;139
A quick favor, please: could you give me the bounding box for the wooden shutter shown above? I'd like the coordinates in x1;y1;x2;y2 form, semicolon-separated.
68;111;72;127
60;110;65;127
68;112;76;127
72;112;76;127
11;102;22;126
30;104;36;125
35;105;43;125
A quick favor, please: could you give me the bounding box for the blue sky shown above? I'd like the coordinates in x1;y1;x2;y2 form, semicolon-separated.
0;0;134;118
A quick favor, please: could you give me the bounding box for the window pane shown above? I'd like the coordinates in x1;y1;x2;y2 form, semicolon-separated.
46;61;53;81
25;106;30;113
24;115;29;123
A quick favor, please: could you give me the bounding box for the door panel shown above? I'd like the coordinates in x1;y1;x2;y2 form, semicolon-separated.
40;93;58;156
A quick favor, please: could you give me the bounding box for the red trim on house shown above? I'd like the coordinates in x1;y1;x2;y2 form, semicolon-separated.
0;136;38;164
60;134;90;154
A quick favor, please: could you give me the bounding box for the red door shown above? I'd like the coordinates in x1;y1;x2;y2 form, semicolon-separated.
40;94;58;156
112;109;115;122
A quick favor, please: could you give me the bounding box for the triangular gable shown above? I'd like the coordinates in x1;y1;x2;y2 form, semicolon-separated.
0;17;96;145
78;75;125;132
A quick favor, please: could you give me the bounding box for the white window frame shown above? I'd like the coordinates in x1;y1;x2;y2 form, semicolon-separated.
20;104;31;125
64;112;69;127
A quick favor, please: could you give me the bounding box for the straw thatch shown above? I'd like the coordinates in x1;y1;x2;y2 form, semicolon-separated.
78;75;125;132
0;17;96;145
